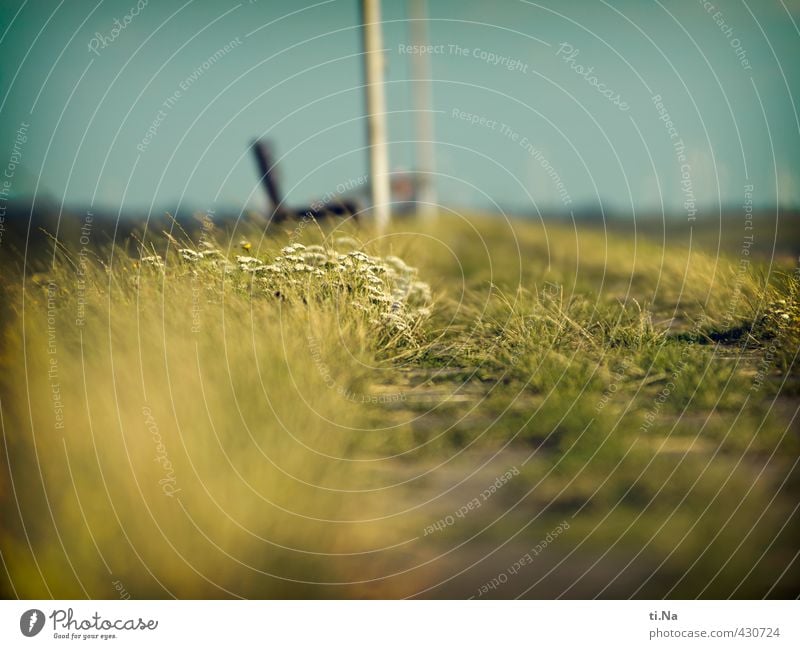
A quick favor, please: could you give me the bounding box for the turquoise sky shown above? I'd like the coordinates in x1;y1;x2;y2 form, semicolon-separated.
1;0;799;217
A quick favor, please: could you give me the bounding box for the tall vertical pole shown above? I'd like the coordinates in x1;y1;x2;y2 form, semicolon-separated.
361;0;391;231
409;0;437;218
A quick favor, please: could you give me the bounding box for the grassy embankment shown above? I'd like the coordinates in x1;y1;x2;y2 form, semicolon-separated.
1;212;798;598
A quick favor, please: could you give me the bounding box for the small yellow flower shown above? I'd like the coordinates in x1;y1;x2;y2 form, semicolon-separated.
240;240;252;251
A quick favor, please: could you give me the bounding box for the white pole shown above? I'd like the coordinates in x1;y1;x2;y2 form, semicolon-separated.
409;0;437;218
361;0;391;231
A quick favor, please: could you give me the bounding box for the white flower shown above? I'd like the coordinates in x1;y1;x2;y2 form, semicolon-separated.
179;248;201;262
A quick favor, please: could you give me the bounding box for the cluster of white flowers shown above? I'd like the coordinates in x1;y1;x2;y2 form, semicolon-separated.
146;239;432;346
178;248;222;263
757;297;798;339
142;248;222;262
247;242;432;341
139;255;163;268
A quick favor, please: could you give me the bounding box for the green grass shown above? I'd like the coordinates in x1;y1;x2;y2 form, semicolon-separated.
1;212;798;598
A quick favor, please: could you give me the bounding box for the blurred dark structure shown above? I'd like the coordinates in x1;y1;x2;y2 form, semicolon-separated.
250;139;360;223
